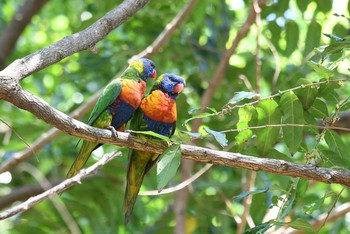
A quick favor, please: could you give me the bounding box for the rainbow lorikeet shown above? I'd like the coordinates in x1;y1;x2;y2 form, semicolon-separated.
66;58;157;178
124;73;186;224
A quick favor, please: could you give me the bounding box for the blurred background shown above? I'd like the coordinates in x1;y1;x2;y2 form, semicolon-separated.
1;0;350;233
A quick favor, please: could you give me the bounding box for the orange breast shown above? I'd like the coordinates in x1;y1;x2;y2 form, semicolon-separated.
141;90;177;123
119;79;146;109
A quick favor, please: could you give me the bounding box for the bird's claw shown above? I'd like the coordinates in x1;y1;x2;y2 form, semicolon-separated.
106;126;118;140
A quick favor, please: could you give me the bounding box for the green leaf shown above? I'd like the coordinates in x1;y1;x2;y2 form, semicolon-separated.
183;112;216;126
273;219;316;234
304;21;321;56
316;0;332;13
244;222;272;234
280;91;304;152
188;106;217;115
294;78;318;110
157;144;182;190
303;111;318;134
296;0;310;13
296;179;309;199
307;61;333;79
308;98;328;118
255;99;282;155
229;91;260;104
233;188;269;201
285;21;299;56
267;149;292;162
178;130;202;140
204;127;228;147
320;38;350;59
303;193;326;215
235;106;258;146
317;80;341;105
268;21;282;52
324;130;348;160
339;99;350;112
129;130;171;142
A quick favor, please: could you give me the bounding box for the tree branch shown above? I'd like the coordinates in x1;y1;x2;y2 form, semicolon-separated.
0;0;150;81
0;0;48;69
1;80;350;186
0;0;193;173
0;179;62;210
0;151;122;220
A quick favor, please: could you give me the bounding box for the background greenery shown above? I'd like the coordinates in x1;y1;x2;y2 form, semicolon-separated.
1;0;350;233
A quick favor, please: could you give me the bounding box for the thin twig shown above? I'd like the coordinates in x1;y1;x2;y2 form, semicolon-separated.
0;151;121;220
318;187;345;232
19;163;81;234
139;164;212;196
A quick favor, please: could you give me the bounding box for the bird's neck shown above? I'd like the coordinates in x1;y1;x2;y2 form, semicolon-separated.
122;66;142;80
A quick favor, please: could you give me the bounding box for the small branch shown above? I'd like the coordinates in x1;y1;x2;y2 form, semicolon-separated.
0;0;48;69
253;0;262;92
0;0;150;81
139;164;212;196
129;0;198;61
19;163;81;234
220;123;350;133
0;179;62;210
0;151;122;220
278;202;350;234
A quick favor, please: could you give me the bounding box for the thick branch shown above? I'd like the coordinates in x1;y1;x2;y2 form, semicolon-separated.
0;0;191;171
0;0;150;81
0;80;349;186
0;0;48;69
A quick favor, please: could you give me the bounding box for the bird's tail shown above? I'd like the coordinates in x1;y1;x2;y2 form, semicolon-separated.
124;150;158;225
66;141;100;178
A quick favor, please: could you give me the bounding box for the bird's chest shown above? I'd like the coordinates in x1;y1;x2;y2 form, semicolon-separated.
118;80;146;109
141;90;177;123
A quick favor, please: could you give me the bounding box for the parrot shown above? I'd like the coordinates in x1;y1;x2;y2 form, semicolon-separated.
66;58;157;178
124;73;186;224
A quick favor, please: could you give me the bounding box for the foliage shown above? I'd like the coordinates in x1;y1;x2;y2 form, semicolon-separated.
1;0;350;233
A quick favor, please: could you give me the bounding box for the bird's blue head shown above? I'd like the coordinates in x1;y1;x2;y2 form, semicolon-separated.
155;73;186;99
128;58;157;81
140;58;157;81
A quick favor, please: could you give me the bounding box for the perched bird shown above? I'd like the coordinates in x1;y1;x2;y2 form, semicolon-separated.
124;73;186;224
66;58;157;178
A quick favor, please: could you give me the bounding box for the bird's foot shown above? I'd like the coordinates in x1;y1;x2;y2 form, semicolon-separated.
106;126;118;140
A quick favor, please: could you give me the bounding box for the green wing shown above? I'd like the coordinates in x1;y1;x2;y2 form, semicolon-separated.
87;79;122;125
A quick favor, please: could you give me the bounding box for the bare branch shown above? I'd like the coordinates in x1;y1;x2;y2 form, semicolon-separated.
0;0;151;81
0;0;48;69
0;151;122;220
0;179;62;210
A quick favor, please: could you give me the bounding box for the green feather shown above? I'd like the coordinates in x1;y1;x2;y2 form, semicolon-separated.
88;80;122;125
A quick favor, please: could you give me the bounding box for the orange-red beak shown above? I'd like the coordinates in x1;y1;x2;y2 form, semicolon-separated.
173;83;184;94
151;69;157;79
